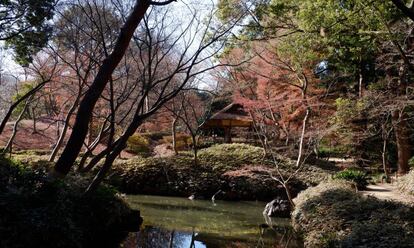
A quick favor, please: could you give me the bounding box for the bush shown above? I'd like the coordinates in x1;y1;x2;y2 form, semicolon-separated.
292;180;414;247
162;133;193;150
126;134;150;156
398;170;414;195
141;131;170;142
409;156;414;167
198;143;265;171
333;169;368;189
317;145;349;158
0;155;141;248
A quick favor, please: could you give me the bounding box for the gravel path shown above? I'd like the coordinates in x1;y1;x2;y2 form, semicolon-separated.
361;183;414;206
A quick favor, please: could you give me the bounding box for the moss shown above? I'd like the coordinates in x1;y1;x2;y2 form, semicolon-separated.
0;155;140;248
292;180;414;247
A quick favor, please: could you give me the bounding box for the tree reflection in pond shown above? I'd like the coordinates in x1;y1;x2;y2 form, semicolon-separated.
126;227;205;248
121;195;303;248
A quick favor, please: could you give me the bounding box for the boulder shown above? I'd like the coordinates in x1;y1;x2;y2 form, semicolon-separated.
263;197;291;218
119;210;143;231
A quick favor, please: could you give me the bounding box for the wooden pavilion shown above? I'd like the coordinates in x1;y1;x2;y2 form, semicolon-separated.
202;103;254;143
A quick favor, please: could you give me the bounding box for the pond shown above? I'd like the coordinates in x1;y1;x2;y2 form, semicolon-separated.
121;195;303;248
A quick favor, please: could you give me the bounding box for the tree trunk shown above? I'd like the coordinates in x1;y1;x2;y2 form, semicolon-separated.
32;107;37;134
392;110;411;175
249;111;268;156
382;138;389;178
295;107;310;168
296;75;311;168
0;80;49;135
84;117;144;194
283;182;295;208
224;127;232;143
86;115;94;150
191;134;198;165
358;71;364;98
49;99;79;162
358;57;365;98
172;117;178;155
53;0;151;177
4;97;32;153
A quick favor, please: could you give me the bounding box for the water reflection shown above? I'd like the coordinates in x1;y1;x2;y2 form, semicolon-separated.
125;227;206;248
122;195;303;248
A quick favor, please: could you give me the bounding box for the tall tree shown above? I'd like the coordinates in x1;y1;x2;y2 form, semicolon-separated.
53;0;154;177
52;0;241;191
1;0;56;65
218;0;414;174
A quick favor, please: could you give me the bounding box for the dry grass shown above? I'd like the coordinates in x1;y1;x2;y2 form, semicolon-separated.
292;180;414;247
398;170;414;195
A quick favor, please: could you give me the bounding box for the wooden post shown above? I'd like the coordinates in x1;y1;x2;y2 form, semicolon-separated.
224;127;232;143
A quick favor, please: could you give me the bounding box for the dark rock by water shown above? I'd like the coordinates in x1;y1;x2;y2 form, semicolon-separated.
263;197;291;218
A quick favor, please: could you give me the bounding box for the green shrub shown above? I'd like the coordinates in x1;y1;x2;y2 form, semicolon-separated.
333;169;368;189
409;156;414;167
141;131;170;142
126;134;150;156
317;145;349;158
198;143;265;171
162;133;193;150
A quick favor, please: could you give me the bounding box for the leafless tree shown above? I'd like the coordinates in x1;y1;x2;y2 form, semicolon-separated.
37;0;244;194
166;89;212;164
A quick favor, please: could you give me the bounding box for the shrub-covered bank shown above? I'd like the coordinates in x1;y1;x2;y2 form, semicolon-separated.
0;155;142;248
398;170;414;196
109;144;336;201
292;180;414;247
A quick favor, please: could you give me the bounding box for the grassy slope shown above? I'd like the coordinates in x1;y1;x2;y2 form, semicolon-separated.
110;144;337;200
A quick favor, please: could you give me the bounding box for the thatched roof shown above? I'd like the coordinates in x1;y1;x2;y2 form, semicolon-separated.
202;103;253;128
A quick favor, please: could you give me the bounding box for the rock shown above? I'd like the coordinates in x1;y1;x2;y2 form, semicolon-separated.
263;197;291;218
119;210;143;231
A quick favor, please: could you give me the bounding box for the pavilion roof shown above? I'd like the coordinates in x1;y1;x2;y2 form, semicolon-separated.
202;103;253;128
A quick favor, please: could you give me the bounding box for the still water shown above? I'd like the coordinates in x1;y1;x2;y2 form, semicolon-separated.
121;195;303;248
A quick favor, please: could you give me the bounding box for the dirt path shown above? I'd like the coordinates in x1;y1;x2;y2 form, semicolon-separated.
361;183;414;206
153;144;175;157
